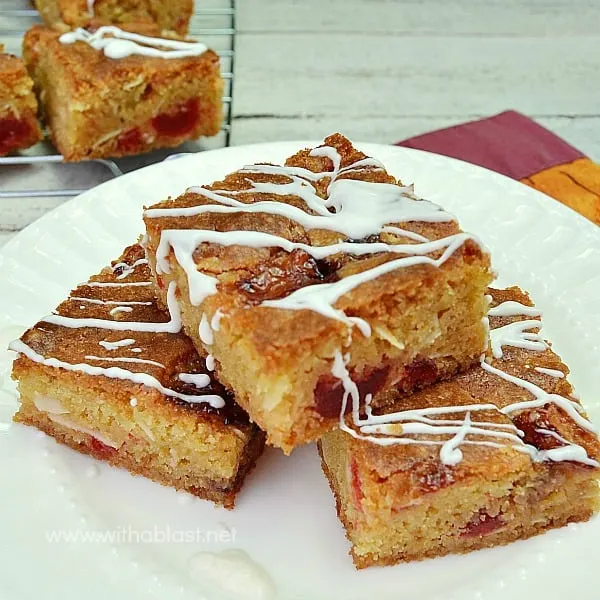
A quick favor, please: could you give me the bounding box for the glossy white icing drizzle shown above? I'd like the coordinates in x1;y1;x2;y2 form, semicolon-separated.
534;427;594;463
149;179;455;237
262;233;472;333
179;373;211;388
309;145;341;172
99;338;135;351
239;163;324;182
84;281;153;288
109;306;134;316
130;397;138;407
155;231;218;305
41;281;182;333
481;315;490;352
112;258;149;280
382;225;429;243
12;268;227;408
59;26;208;60
9;339;225;408
85;355;166;369
488;301;541;318
334;299;599;467
209;177;333;216
71;297;153;306
439;412;472;466
535;366;565;378
145;146;478;343
199;314;214;344
480;360;593;433
238;156;384;183
206;355;216;371
156;227;474;315
211;309;225;331
489;319;546;359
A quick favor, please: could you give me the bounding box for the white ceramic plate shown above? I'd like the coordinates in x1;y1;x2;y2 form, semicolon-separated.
1;142;599;600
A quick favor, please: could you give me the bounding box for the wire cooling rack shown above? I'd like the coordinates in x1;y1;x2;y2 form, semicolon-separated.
0;0;236;200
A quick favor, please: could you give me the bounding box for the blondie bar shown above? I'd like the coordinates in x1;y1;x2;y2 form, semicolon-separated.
34;0;194;35
10;244;265;508
144;134;493;453
318;287;600;567
0;45;42;156
23;25;222;161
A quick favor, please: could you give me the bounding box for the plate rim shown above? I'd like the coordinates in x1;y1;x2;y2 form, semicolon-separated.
1;139;599;600
2;140;598;261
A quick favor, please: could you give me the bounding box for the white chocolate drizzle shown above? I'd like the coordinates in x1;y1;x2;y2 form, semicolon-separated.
199;314;214;345
439;413;472;466
84;281;153;288
59;26;208;61
535;367;565;378
489;319;546;359
155;227;475;328
488;301;541;318
42;281;182;333
11;257;226;408
71;297;153;307
10;339;224;408
147;180;455;236
334;299;599;468
145;146;483;339
179;373;211;388
85;355;166;369
112;258;149;280
211;310;225;331
206;355;216;371
99;338;135;351
109;306;133;316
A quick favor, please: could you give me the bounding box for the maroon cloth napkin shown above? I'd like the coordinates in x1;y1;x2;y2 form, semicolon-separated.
396;110;585;181
395;110;600;224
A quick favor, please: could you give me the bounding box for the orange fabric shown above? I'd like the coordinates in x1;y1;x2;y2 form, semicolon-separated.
521;158;600;225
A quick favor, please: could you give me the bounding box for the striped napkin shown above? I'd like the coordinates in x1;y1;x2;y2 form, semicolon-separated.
397;110;600;225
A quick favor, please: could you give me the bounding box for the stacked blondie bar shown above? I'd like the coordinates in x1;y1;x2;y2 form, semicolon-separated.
10;134;600;567
1;1;223;158
0;44;42;156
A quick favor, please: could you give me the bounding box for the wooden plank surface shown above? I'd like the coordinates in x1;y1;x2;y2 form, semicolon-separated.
237;0;600;35
233;33;600;117
2;0;600;248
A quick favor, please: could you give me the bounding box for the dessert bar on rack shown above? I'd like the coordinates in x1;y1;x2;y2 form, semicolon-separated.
22;25;222;161
318;286;600;567
34;0;194;36
0;44;43;156
143;133;493;453
10;244;265;508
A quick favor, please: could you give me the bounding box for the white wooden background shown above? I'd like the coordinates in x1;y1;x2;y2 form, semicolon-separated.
2;0;600;248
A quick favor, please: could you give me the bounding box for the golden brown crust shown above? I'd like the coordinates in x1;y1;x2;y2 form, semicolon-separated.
318;286;600;567
17;243;253;427
34;0;194;35
23;25;222;160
